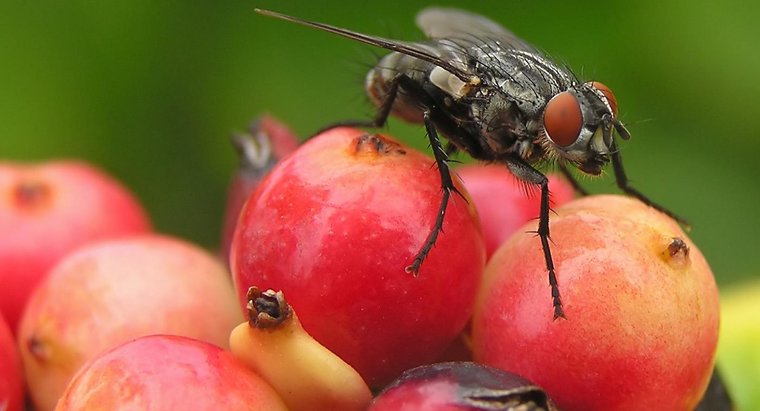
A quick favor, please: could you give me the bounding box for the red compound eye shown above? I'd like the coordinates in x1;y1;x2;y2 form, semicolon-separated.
589;81;618;116
544;91;582;147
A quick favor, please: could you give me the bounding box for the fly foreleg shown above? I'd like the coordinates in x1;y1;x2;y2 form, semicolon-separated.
507;157;565;320
405;110;464;276
610;141;689;227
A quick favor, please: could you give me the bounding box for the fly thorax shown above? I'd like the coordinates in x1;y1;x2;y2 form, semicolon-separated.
475;92;532;156
499;79;545;118
500;51;570;117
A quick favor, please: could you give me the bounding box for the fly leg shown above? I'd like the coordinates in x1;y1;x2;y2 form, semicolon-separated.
373;75;467;275
314;71;463;275
507;157;565;320
610;141;689;227
558;163;589;196
405;110;463;275
312;74;403;135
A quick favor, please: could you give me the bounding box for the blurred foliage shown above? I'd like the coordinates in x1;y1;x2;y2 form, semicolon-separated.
1;1;758;285
717;281;760;410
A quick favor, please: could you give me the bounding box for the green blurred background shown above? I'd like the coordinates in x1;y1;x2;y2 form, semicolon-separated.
1;1;758;286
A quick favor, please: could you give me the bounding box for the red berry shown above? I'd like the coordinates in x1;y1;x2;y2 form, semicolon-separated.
0;317;23;411
472;195;719;411
56;335;288;410
0;160;151;334
18;234;243;411
231;127;485;387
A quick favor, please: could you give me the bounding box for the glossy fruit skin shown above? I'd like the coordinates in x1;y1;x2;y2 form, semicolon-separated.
0;317;23;411
55;335;288;411
0;160;150;334
369;361;558;411
18;234;243;411
455;164;574;258
231;128;486;387
472;195;719;411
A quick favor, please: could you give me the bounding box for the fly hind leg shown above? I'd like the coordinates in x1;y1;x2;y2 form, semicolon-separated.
405;110;464;275
311;74;403;136
316;73;464;276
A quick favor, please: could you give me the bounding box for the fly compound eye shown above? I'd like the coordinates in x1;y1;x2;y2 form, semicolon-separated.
544;91;582;147
589;81;618;116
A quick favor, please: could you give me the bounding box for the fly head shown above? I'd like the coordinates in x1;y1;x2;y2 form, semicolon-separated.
542;81;630;175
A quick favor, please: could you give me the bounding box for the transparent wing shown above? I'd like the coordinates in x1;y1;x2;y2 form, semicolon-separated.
416;7;539;53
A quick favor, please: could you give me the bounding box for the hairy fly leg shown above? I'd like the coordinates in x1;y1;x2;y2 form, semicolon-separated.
558;163;589;196
382;73;467;275
506;157;565;319
312;73;403;136
405;110;464;276
313;69;466;276
609;141;689;227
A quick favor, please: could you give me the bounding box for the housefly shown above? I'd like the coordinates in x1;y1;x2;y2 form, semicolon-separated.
255;7;686;319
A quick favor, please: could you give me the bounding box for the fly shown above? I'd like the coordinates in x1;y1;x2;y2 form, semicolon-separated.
255;7;687;319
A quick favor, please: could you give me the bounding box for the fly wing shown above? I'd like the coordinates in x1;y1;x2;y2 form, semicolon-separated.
255;8;477;83
416;7;539;53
